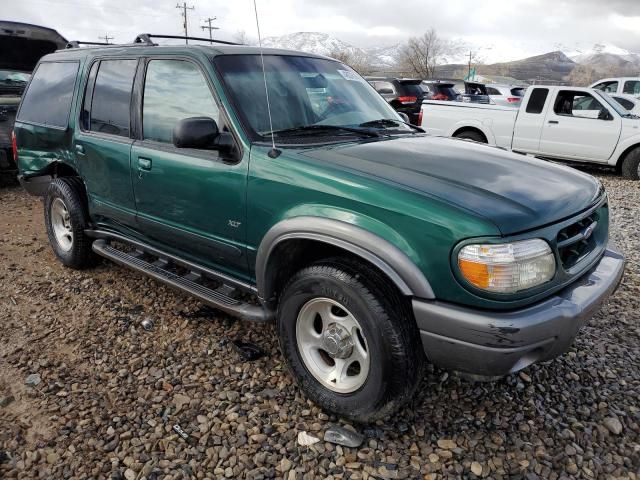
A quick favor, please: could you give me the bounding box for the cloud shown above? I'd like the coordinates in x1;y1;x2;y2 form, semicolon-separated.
4;0;640;61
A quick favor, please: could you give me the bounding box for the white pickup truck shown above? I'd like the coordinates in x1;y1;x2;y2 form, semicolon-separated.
420;85;640;179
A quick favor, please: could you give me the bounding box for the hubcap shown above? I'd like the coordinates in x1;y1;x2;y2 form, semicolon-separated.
295;298;370;393
51;198;73;252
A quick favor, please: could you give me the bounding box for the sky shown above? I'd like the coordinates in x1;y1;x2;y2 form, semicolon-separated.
6;0;640;63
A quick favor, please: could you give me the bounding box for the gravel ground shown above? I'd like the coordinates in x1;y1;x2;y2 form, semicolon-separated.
0;171;638;479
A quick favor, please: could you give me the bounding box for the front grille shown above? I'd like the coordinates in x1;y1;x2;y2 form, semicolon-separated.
556;206;605;269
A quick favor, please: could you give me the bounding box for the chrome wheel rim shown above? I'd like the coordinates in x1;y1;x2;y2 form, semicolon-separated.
295;297;370;393
51;198;73;252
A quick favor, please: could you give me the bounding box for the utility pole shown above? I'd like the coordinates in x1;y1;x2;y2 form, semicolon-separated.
99;33;114;44
201;17;219;44
176;2;195;44
468;51;472;78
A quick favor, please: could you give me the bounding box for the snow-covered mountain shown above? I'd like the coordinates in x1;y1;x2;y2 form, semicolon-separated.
260;32;400;68
568;43;640;72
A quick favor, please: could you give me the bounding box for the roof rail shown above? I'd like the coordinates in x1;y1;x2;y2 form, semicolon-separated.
134;33;241;46
65;40;111;49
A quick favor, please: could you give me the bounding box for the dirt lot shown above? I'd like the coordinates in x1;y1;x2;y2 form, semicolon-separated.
0;172;639;479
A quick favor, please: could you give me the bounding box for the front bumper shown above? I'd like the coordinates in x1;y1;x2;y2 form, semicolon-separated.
414;247;625;377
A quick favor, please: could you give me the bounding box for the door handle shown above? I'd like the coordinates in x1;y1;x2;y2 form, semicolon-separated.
75;144;85;155
138;157;152;170
548;120;559;124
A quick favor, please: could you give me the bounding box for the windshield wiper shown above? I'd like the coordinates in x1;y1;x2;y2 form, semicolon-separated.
265;124;381;138
359;118;424;133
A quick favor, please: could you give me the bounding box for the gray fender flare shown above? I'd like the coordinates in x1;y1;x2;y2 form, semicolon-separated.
255;216;435;301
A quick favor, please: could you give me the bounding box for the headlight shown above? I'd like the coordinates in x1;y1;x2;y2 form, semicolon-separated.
458;239;555;293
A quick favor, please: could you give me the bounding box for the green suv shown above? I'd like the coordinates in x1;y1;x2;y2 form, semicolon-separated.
14;36;625;422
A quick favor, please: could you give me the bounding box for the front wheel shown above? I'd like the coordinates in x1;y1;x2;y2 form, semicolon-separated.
277;259;424;422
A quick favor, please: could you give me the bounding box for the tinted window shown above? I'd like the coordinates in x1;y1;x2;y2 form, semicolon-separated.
525;88;548;114
401;83;423;97
90;59;137;137
80;62;99;130
142;60;219;144
487;87;501;95
613;96;634;110
17;62;79;128
511;88;525;97
623;80;640;96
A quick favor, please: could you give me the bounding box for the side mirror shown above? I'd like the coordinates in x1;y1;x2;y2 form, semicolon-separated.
173;117;219;149
598;110;613;121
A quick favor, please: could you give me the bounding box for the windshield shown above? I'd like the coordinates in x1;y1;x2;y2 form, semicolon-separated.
595;91;632;117
0;70;31;84
214;55;411;138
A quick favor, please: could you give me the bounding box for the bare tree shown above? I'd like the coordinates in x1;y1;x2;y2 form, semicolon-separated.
399;28;464;79
233;30;252;45
328;48;373;76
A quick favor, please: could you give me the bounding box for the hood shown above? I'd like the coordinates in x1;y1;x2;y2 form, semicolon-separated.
0;21;67;72
301;135;602;235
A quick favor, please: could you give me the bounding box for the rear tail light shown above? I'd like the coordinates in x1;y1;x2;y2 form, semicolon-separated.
507;97;521;103
398;96;417;105
11;130;17;163
418;110;424;126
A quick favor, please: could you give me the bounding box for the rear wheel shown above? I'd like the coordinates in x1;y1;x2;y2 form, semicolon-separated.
621;148;640;180
44;177;98;269
454;129;486;143
277;258;424;422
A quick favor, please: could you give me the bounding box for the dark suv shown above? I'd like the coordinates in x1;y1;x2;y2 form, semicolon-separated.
366;77;424;124
0;21;67;177
14;36;624;422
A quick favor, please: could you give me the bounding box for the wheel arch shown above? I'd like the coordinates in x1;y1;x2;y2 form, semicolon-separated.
613;142;640;171
19;161;82;196
255;217;435;307
452;126;489;143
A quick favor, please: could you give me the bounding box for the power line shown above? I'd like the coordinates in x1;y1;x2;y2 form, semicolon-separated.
175;2;195;44
201;17;219;44
99;33;114;44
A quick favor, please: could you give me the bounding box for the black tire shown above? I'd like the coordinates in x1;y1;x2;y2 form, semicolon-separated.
621;148;640;180
277;258;424;423
455;129;486;143
44;177;98;269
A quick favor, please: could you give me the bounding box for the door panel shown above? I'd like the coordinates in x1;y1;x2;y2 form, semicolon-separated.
132;142;248;272
131;58;248;274
74;58;138;226
540;91;621;161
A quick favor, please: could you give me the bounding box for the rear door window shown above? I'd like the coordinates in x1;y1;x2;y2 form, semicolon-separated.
142;59;219;144
593;81;618;93
17;61;79;128
525;88;549;114
487;87;501;95
89;59;137;137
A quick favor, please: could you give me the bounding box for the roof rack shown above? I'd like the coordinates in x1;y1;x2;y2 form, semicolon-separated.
134;33;241;46
65;40;111;49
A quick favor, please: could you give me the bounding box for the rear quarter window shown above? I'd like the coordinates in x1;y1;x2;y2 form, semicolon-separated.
17;61;79;128
526;88;549;114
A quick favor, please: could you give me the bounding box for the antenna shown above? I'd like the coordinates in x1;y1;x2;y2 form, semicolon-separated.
253;0;280;158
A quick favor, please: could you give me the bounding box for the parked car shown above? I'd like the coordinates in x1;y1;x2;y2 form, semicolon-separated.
365;77;424;124
591;77;640;99
609;93;640;115
420;85;640;179
15;39;624;422
486;84;526;107
421;81;460;101
0;21;67;177
454;81;491;104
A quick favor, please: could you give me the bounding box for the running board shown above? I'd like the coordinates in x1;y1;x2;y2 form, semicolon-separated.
91;238;272;323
